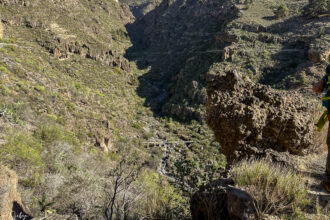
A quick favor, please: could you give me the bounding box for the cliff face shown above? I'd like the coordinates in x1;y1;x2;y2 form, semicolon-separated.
206;70;317;163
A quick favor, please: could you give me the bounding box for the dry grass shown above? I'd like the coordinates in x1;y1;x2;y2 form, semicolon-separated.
230;159;310;219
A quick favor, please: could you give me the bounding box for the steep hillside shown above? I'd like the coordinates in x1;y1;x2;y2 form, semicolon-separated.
0;0;227;218
0;0;329;219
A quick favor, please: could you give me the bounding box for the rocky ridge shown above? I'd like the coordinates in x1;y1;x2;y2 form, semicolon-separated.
0;0;134;73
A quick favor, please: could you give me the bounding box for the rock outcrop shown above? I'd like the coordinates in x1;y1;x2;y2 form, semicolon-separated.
38;38;131;73
191;178;256;220
94;117;114;153
206;70;316;163
0;165;32;220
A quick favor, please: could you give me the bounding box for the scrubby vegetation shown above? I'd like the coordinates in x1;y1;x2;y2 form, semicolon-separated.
0;0;329;218
0;0;226;218
303;0;330;17
231;160;310;218
274;4;289;18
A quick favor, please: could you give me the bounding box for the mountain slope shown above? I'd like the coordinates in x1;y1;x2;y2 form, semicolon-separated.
0;0;329;218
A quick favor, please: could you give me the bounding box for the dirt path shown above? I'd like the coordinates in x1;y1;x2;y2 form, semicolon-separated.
298;152;330;209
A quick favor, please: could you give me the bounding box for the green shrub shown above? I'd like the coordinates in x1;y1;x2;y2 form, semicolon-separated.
47;114;58;121
34;123;78;146
132;121;142;130
137;170;190;219
66;102;76;112
0;63;9;73
6;44;17;52
0;85;11;95
303;0;330;17
113;67;122;74
274;4;289;18
0;103;24;124
231;160;310;218
34;85;45;92
0;132;44;185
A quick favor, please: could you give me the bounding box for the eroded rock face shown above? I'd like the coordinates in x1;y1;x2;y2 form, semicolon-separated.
0;165;32;220
94;117;114;153
206;71;316;163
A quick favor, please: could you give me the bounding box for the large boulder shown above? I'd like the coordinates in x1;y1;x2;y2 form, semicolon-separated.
191;178;256;220
206;70;316;163
0;165;32;220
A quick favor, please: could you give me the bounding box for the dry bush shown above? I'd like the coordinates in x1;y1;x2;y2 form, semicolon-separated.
230;160;310;219
22;143;189;219
102;155;189;220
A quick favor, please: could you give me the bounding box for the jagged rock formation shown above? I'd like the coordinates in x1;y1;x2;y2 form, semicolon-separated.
0;165;32;220
192;71;327;220
206;70;316;163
